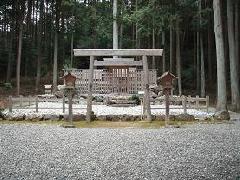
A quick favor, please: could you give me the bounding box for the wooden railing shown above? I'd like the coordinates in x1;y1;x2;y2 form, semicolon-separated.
151;95;210;113
8;95;210;114
8;96;87;113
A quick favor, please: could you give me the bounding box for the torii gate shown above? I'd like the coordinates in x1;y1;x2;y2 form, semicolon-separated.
73;49;163;121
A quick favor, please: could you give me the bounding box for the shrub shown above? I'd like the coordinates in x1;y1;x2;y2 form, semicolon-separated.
129;95;141;105
4;83;12;90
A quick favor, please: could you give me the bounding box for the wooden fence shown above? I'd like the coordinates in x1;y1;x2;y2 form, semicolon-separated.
64;69;157;94
9;95;210;114
8;96;87;113
151;95;210;113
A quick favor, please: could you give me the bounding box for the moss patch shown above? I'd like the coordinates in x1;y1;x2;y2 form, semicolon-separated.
0;119;203;129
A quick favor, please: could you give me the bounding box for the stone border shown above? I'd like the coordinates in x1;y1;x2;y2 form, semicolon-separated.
2;113;196;122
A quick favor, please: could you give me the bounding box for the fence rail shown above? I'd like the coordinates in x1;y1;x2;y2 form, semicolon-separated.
8;95;87;113
9;95;209;114
151;95;209;113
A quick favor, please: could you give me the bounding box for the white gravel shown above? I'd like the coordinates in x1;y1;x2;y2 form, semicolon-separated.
0;122;240;179
3;102;213;119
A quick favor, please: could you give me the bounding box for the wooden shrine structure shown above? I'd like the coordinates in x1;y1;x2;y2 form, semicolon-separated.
64;64;157;94
73;49;163;121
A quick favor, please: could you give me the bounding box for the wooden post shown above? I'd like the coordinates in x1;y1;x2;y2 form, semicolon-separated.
28;96;31;106
183;95;187;114
188;95;191;106
20;95;23;107
165;90;170;126
35;96;38;113
68;90;73;123
63;95;65;113
86;56;94;122
142;55;152;121
206;95;209;113
9;96;12;113
196;95;199;110
140;98;143;120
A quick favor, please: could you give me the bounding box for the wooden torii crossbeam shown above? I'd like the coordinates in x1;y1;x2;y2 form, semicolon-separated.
73;49;163;122
74;49;163;56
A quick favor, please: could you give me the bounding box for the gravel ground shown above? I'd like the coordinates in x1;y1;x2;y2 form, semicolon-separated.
0;122;240;180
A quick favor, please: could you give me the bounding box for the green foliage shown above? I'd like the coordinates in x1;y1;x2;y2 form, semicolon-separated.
3;83;12;90
129;95;141;105
0;0;216;95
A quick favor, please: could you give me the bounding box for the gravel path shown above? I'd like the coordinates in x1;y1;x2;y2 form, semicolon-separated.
1;122;240;180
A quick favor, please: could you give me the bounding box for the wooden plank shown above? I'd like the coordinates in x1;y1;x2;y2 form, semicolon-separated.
94;60;143;66
103;58;134;61
74;49;163;56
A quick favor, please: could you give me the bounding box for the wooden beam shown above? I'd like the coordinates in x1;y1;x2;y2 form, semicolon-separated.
74;49;163;57
103;58;134;61
94;60;143;66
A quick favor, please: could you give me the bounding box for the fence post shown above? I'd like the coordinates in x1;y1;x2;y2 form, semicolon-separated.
28;96;31;106
183;96;187;114
20;95;23;107
206;96;209;113
196;95;199;110
63;95;65;113
188;95;191;103
9;96;12;113
35;96;38;113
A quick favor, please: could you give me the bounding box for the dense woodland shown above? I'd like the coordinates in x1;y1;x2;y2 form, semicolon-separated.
0;0;239;111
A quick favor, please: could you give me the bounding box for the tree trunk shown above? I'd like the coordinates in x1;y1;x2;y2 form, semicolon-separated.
200;36;205;97
235;1;239;76
92;6;97;48
227;0;240;110
52;31;58;92
36;0;44;92
135;0;140;49
176;19;182;96
170;23;173;73
6;30;13;82
213;0;227;111
193;32;196;85
199;0;205;97
70;32;74;68
152;27;156;69
207;24;213;82
162;31;166;72
16;23;23;96
52;0;62;92
119;23;123;49
113;0;118;49
26;0;33;32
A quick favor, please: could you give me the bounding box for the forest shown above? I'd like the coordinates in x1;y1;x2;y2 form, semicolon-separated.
0;0;239;112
